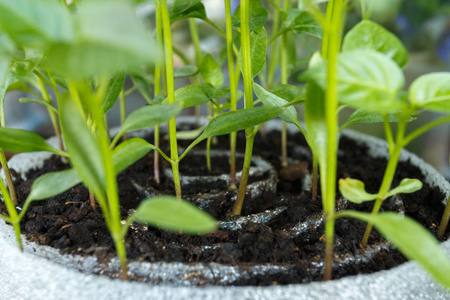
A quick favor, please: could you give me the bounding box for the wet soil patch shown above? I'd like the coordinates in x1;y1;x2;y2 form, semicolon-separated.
1;125;449;286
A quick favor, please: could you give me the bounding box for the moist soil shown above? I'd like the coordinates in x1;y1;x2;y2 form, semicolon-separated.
2;124;449;286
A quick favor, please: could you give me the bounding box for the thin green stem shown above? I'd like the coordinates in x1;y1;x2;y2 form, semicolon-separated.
119;89;127;142
312;155;318;201
173;46;192;66
0;169;22;250
154;0;164;184
280;0;289;168
267;0;282;88
0;150;17;206
403;115;450;147
189;18;203;126
438;194;450;237
383;114;394;154
267;0;284;12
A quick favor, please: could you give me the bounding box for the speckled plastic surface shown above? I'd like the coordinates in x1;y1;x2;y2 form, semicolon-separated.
1;118;450;300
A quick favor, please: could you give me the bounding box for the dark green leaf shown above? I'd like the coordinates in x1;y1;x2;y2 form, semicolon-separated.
131;73;153;102
340;211;450;288
27;169;81;201
0;127;63;154
338;178;378;203
339;109;404;131
409;72;450;113
101;72;125;113
169;2;207;23
112;138;155;174
238;27;267;79
283;9;322;38
163;85;210;107
200;54;223;88
386;178;422;197
201;83;228;99
269;84;305;102
232;0;268;31
172;0;203;14
342;20;408;68
174;65;199;78
132;196;217;234
19;97;57;113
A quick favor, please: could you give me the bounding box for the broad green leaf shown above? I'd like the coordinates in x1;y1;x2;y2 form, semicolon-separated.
200;54;223;88
283;9;322;39
131;73;153;103
169;2;207;23
232;0;268;32
102;72;125;113
163;85;210;107
0;127;63;155
342;20;409;68
201;83;228;99
253;83;300;126
172;0;203;14
47;0;156;78
302;50;405;112
386;178;423;198
338;178;378;203
174;65;199;78
112;138;155;174
340;211;450;288
19;97;58;113
120;103;182;134
0;34;15;55
409;73;450;113
0;0;74;46
27;169;81;201
132;196;217;234
238;27;267;79
176;126;205;140
269;84;305;102
198;106;284;140
339;109;405;131
60;96;105;199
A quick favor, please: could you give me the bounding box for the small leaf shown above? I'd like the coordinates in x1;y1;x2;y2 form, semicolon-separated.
339;109;404;131
19;97;58;113
238;27;267;79
302;50;405;112
340;211;450;288
169;2;207;23
201;83;228;99
172;0;203;14
253;83;300;126
283;9;322;38
269;84;305;102
176;126;205;140
0;127;62;154
339;178;378;203
174;65;199;78
131;73;153;102
28;169;81;202
163;85;210;107
232;0;268;32
386;178;423;198
101;72;125;113
112;138;155;174
342;20;409;68
132;196;217;234
200;54;223;88
409;72;450;113
198;106;284;140
121;103;182;134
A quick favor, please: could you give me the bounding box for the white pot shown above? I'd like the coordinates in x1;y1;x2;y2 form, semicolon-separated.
1;117;449;299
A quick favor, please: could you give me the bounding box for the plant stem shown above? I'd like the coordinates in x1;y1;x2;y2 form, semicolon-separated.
438;194;450;237
312;155;318;201
267;0;281;88
189;18;203;125
154;0;164;184
383;114;394;154
0;150;17;206
119;89;127;142
0;170;22;250
160;0;182;199
280;0;290;167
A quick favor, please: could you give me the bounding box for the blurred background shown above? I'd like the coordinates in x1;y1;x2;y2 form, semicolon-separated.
4;0;450;177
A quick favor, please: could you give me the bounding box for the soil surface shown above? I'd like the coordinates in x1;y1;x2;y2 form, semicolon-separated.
1;124;449;286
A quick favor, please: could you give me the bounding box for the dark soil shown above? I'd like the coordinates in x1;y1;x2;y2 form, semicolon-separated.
1;124;449;286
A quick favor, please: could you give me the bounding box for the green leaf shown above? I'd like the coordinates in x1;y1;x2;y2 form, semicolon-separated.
386;178;423;198
338;178;378;203
60;96;105;199
132;196;217;234
339;109;404;131
131;73;153;103
47;0;157;78
172;0;203;14
342;20;409;68
112;138;155;174
174;65;199;78
0;0;74;46
283;9;322;39
409;72;450;113
19;97;58;113
198;106;284;140
27;169;81;202
200;54;223;88
169;2;207;23
269;84;305;102
102;72;125;113
163;85;210;107
0;127;63;154
238;27;267;79
120;103;182;134
302;50;405;112
340;211;450;288
0;34;15;55
253;83;300;126
176;126;205;140
201;83;228;99
232;0;268;32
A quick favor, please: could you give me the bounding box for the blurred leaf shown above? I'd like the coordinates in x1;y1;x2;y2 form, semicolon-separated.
269;84;305;102
0;127;63;154
342;20;408;68
339;109;410;131
174;65;199;78
409;72;450;113
169;2;207;23
131;73;153;102
338;178;378;203
163;85;210;107
201;83;228;99
239;27;267;79
302;50;405;112
176;126;205;140
19;97;57;113
172;0;202;13
232;0;268;31
340;211;450;288
0;34;15;55
283;9;322;38
102;72;125;113
386;178;423;197
200;54;223;88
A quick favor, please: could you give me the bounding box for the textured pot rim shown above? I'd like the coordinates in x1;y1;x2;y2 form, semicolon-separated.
1;117;450;300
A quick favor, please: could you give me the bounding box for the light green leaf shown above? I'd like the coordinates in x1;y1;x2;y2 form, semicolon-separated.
27;169;81;202
339;178;378;203
302;50;405;112
0;0;74;46
200;54;223;88
163;85;210;107
283;9;322;39
19;97;58;113
239;27;267;79
253;83;300;126
342;20;409;68
102;72;125;113
169;2;207;23
339;109;406;131
386;178;423;198
269;84;305;102
0;34;15;55
176;126;205;140
340;211;450;288
0;127;63;155
132;196;217;234
174;65;199;78
409;72;450;113
60;96;105;199
131;73;153;103
232;0;268;31
112;137;155;174
172;0;203;14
